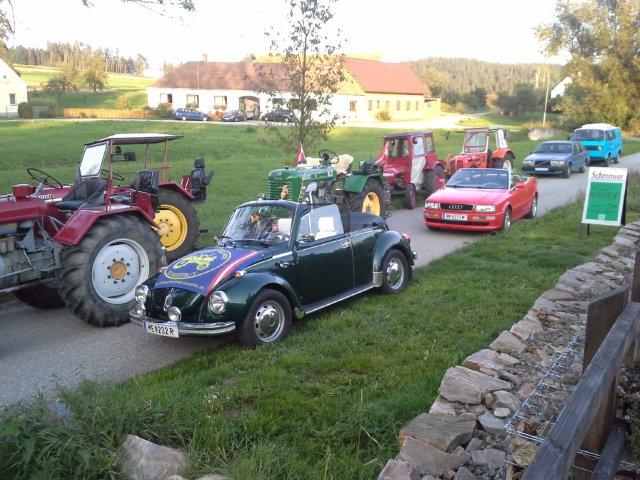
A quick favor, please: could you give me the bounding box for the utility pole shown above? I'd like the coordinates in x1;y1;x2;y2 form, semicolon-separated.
542;67;550;127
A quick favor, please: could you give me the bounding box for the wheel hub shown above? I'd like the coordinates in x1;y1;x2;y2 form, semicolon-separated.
154;205;187;251
109;261;128;280
386;259;403;287
254;302;284;341
363;192;381;215
92;240;147;303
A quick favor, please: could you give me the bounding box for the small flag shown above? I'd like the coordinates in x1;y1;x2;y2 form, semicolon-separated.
296;143;306;164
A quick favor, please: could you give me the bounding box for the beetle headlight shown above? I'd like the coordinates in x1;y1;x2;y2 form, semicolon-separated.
475;204;496;213
167;306;181;322
208;291;229;314
424;201;440;209
135;284;149;303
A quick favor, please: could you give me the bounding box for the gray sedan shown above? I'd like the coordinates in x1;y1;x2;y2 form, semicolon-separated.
522;141;589;178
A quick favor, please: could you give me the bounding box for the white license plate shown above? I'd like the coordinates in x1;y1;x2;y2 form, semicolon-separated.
443;213;468;221
144;321;179;338
535;167;549;172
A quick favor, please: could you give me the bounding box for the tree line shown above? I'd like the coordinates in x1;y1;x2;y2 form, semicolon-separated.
7;42;148;75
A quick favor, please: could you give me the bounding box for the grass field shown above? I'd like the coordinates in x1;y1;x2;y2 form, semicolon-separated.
2;178;638;479
15;64;155;109
457;111;563;128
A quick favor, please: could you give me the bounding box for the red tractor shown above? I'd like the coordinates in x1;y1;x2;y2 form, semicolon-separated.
376;131;447;209
444;127;515;175
0;133;212;327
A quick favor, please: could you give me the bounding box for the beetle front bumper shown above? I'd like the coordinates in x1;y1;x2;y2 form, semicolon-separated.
130;309;236;336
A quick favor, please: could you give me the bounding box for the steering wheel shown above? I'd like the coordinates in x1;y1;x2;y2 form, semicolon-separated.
318;149;340;165
101;169;126;181
26;167;63;189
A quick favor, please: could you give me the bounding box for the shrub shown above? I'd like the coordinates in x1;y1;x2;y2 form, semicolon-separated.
38;105;58;118
17;102;33;119
153;103;174;119
375;109;391;121
617;360;640;462
115;93;132;110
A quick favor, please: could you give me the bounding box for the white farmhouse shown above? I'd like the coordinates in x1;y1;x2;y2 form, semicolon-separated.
550;76;572;99
0;59;28;118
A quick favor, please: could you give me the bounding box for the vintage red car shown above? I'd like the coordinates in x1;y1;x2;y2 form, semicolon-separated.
423;168;538;232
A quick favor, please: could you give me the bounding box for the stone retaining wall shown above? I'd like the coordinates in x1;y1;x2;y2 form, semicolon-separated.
378;222;640;480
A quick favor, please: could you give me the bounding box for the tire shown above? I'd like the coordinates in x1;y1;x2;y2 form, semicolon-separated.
403;184;416;209
500;207;512;231
423;165;446;197
13;281;64;309
202;116;208;122
347;179;386;216
238;289;292;347
602;156;610;167
613;153;620;164
155;189;200;263
58;215;163;327
525;195;538;219
284;117;291;123
181;115;187;121
579;163;586;173
562;164;571;178
492;154;514;171
380;249;409;294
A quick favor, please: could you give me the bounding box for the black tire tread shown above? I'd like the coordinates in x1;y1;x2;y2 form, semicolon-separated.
380;249;410;294
238;289;292;347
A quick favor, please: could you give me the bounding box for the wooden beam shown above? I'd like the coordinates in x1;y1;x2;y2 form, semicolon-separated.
590;421;626;480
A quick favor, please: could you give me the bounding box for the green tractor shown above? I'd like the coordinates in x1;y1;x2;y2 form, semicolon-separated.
266;150;390;216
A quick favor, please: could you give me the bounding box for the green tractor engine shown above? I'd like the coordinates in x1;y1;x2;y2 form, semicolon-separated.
267;166;337;201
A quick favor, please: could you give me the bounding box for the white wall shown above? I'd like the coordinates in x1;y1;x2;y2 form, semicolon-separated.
0;60;28;118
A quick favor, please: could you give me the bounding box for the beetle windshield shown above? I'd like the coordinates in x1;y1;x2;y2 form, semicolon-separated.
222;204;294;245
571;129;604;141
462;131;488;153
79;143;107;177
447;168;509;189
535;143;572;154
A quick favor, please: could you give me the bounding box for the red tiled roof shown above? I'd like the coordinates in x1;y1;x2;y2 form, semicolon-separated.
342;57;430;96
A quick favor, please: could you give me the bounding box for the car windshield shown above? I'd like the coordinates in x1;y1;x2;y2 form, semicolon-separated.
447;168;509;189
571;129;604;141
462;131;488;153
79;143;107;176
534;143;572;154
222;204;294;245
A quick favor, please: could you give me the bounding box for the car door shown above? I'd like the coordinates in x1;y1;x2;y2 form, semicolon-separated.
349;221;383;287
293;204;354;306
509;174;530;218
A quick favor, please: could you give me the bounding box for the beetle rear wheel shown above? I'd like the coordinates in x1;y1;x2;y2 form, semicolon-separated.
155;189;200;263
238;289;292;346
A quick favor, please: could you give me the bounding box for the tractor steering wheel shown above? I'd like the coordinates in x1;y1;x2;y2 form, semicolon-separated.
101;169;126;182
26;167;63;189
318;149;340;165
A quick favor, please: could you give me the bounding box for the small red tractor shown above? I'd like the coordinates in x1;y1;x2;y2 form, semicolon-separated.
375;131;447;209
444;127;515;176
0;133;212;326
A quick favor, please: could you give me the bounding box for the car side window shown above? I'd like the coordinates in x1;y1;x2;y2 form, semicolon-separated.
297;204;344;242
412;136;425;156
606;130;615;140
425;136;435;154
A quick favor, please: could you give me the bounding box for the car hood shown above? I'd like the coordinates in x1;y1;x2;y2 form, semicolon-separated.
154;246;267;296
525;152;571;161
428;187;507;204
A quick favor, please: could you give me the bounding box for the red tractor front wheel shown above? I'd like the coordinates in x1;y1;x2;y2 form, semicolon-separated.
423;165;447;197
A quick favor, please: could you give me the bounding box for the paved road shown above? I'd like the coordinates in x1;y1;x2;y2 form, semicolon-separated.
1;153;639;408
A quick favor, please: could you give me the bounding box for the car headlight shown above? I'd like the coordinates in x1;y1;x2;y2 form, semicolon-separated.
208;291;229;314
424;201;440;209
167;306;181;322
475;204;496;213
596;146;603;151
523;159;533;165
550;160;565;166
135;284;149;303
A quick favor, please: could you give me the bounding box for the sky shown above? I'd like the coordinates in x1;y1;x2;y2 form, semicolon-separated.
8;0;561;71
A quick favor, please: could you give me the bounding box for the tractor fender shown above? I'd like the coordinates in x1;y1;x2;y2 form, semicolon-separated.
423;160;446;172
343;173;382;193
217;271;305;320
372;231;415;286
52;206;156;246
491;148;515;160
159;181;195;200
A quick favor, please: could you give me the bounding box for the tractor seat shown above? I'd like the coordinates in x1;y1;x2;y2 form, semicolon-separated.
190;157;213;202
333;154;353;175
57;177;107;211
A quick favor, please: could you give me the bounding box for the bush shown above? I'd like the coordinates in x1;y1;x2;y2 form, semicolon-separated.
115;93;132;110
153;102;174;119
617;361;640;462
17;102;33;119
375;109;391;121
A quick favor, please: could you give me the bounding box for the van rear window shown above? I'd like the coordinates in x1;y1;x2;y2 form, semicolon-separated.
571;129;604;141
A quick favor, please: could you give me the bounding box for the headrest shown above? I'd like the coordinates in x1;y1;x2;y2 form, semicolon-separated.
277;218;292;235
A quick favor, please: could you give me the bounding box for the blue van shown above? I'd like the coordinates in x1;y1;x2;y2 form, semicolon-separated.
570;123;623;166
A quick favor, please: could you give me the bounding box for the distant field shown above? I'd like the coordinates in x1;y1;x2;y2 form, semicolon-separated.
458;111;563;128
15;64;155;109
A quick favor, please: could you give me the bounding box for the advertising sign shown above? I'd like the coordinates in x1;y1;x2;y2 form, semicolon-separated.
582;167;627;226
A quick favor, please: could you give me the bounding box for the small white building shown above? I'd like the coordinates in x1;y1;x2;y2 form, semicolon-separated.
550;76;572;99
0;59;28;118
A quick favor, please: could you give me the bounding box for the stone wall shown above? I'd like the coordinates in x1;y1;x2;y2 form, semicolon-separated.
377;222;640;480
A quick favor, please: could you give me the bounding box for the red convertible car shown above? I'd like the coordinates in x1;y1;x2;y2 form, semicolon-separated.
423;168;538;232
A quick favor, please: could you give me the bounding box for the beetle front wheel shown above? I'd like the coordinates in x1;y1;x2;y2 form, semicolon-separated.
238;289;292;346
380;249;409;294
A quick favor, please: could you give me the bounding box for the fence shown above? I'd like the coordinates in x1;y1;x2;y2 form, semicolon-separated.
522;252;640;479
63;108;155;119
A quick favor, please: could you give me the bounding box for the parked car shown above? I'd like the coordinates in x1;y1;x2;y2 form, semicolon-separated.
522;141;588;178
173;108;209;122
570;123;623;166
261;108;295;123
423;168;537;232
131;198;415;346
221;110;247;122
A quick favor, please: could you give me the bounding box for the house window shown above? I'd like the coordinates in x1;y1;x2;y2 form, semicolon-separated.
160;93;173;104
415;100;420;110
385;100;390;110
349;100;357;112
186;94;200;107
8;93;16;106
406;101;411;111
396;101;401;111
368;100;373;111
377;100;381;110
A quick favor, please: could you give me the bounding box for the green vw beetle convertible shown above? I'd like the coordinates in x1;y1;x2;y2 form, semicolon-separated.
131;191;415;346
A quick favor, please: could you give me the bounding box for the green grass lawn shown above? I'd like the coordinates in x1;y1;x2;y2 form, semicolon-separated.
15;65;155;109
2;178;638;479
458;111;563;129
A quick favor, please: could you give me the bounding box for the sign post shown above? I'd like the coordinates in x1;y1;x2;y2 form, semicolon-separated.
582;167;628;228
